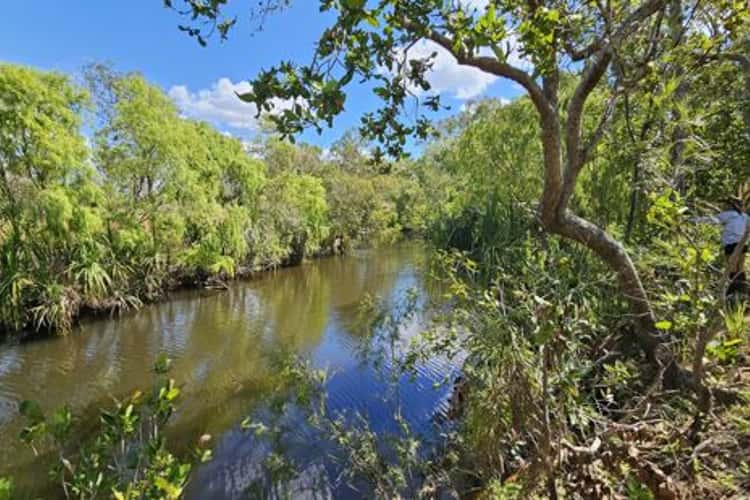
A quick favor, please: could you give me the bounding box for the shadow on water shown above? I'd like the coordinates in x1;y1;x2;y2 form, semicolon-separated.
0;243;458;498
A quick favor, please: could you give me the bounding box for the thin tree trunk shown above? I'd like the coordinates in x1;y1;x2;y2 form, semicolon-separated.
625;159;641;242
667;0;689;195
728;53;750;138
669;82;689;195
623;96;654;242
743;60;750;137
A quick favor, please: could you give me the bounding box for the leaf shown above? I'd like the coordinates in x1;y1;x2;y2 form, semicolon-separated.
153;353;172;374
655;320;672;331
154;476;183;499
19;400;45;424
49;406;73;441
240;417;252;430
165;387;181;401
365;14;379;28
342;0;365;9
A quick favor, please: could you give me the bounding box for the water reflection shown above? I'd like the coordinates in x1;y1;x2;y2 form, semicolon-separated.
0;243;455;498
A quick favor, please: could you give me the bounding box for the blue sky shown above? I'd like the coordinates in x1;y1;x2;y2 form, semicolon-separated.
0;1;523;148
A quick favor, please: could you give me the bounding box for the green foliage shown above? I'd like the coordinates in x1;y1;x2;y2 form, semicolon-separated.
482;479;524;500
422;98;543;274
0;62;420;335
163;1;750;497
625;475;655;500
18;357;208;499
0;477;12;500
265;172;330;259
420;243;609;483
4;2;749;496
236;355;451;499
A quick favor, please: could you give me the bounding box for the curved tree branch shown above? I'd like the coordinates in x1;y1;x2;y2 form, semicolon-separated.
416;25;553;121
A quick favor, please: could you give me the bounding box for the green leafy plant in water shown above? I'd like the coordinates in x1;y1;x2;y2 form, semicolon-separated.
18;355;210;499
0;477;13;500
238;350;455;499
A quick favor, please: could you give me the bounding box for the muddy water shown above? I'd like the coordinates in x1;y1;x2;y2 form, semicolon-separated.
0;244;455;498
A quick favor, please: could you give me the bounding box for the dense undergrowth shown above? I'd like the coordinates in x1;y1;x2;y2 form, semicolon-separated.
0;63;428;337
403;75;750;497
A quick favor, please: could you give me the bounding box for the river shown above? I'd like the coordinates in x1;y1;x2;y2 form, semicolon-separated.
0;243;456;498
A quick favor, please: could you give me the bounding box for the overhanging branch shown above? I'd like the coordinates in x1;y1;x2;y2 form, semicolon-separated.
406;22;554;121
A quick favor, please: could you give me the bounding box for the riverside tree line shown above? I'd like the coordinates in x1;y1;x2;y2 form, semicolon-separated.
0;63;428;335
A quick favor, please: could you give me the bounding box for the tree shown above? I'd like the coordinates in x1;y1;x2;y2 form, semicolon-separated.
0;63;97;331
328;128;375;174
92;72;187;219
705;2;750;137
0;64;89;240
167;1;749;388
261;172;329;265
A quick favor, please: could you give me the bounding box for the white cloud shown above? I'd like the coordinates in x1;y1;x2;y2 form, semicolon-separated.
169;78;255;130
460;96;509;113
168;78;297;132
404;40;497;100
458;0;489;11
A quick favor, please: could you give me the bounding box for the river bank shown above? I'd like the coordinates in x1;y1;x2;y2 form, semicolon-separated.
0;239;365;344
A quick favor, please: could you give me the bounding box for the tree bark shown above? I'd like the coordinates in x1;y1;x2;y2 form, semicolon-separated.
551;213;663;358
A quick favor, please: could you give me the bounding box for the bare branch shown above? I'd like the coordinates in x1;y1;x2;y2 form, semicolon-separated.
563;39;605;62
618;0;669;40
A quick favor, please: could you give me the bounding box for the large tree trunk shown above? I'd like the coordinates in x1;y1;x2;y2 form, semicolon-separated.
534;87;688;388
552;213;662;358
542;193;697;389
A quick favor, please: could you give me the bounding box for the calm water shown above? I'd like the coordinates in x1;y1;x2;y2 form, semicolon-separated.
0;243;456;498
